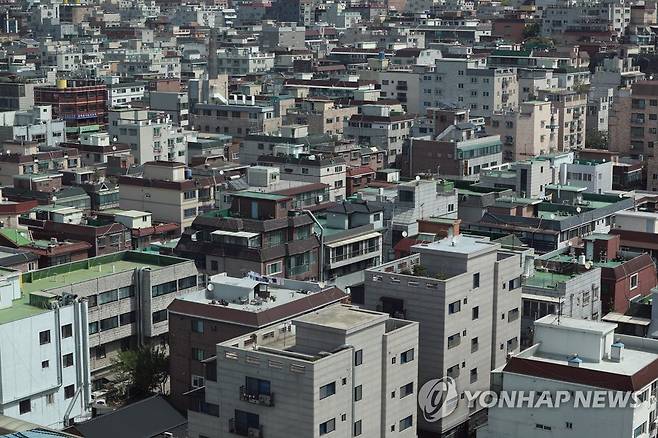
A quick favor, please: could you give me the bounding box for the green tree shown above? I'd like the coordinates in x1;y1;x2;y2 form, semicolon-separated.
586;131;608;149
523;23;540;39
113;346;169;398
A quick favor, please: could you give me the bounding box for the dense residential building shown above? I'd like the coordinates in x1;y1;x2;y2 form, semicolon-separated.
538;89;588;152
0;105;66;147
481;316;658;438
363;235;525;436
168;273;347;411
188;304;419;438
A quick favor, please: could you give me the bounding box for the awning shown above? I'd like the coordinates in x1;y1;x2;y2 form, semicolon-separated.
211;230;260;239
326;232;381;248
521;293;562;304
602;312;651;326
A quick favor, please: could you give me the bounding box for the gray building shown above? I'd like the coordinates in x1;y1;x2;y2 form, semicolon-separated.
149;91;190;128
363;235;524;437
260;22;306;50
189;304;419;438
0;105;65;147
21;251;199;387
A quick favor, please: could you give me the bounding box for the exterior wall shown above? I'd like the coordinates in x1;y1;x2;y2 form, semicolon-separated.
565;161;613;194
491;251;524;368
0;300;90;429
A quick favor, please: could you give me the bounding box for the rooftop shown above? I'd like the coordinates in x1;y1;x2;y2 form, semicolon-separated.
295;304;384;331
524;270;574;289
412;234;495;255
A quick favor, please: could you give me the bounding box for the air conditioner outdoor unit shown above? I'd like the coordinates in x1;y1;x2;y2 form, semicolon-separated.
316;195;323;203
247;428;260;438
258;394;271;405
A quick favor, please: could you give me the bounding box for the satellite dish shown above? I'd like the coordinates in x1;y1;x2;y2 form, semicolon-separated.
576;207;582;213
550;214;555;219
219;170;224;175
345;287;351;295
415;175;421;181
402;231;408;237
207;283;214;291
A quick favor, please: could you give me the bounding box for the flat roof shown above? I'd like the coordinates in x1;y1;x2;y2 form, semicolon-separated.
0;291;49;325
230;191;290;201
20;252;190;294
412;235;494;255
524;270;573;289
295;305;383;331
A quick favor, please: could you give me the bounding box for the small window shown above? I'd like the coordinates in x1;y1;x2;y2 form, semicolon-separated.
41;360;49;369
19;399;30;414
354;385;362;401
473;273;480;288
95;346;106;359
631;273;639;290
472;306;479;320
319;418;336;435
354;349;363;366
400;349;414;364
354;420;362;436
64;384;75;399
192;319;204;333
39;330;51;345
400;382;414;398
320;382;336;399
63;353;74;367
61;324;73;338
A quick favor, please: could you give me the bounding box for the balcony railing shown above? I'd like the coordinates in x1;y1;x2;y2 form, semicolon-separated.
229;419;263;437
239;387;274;407
330;245;380;263
288;264;310;276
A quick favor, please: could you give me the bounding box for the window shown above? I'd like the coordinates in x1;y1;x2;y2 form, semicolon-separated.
631;273;639;290
19;399;30;414
61;324;72;338
95;346;106;359
100;316;118;331
448;300;461;314
184;190;197;200
354;349;363;366
472;306;479;320
470;368;478;383
87;295;97;307
471;337;479;352
89;321;99;334
192;375;205;388
118;286;134;299
400;349;414;363
473;273;480;288
64;384;75;399
63;353;73;367
192;319;204;333
152;310;167;323
184;207;197;218
400;382;414;398
320;382;336;399
566;422;573;429
354;420;362;436
46;394;54;404
192;348;205;361
319;418;335;435
178;276;197;290
448;333;461;349
399;415;413;431
39;330;51;345
266;261;283;275
120;311;136;326
41;360;49;369
152;280;177;297
354;385;362;401
99;289;118;304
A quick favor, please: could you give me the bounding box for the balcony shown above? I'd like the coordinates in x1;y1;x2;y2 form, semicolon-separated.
330;245;380;263
239;387;274;407
229;419;263;437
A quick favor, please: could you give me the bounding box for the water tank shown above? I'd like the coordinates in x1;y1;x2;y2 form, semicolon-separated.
56;79;67;90
184;168;193;180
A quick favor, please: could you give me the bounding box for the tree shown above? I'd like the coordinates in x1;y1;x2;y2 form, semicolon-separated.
523;23;540;39
586;131;608;149
113;346;169;399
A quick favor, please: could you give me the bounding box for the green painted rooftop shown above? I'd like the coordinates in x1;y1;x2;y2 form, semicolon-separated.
0;292;49;325
231;191;290;201
0;229;33;247
525;270;573;289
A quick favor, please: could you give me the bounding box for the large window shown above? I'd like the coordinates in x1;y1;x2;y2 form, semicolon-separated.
399;416;413;431
120;311;136;326
118;286;134;299
100;316;119;331
99;290;118;304
319;382;336;400
152;280;177;297
152;310;167;323
178;275;197;290
319;418;335;435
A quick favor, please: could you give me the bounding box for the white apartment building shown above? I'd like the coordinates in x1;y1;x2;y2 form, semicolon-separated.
587;87;614;134
564;159;614;194
517;69;560;104
108;108;189;164
420;59;518;117
188;304;419;438
106;80;146;108
216;46;275;76
364;235;525;436
0;267;90;429
0;105;66;147
539;89;588;151
481;315;658;438
488;100;556;161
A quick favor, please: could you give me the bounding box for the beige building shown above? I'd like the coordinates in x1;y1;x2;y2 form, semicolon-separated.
285;98;358;137
488;101;556;161
539;89;587;151
192;97;282;138
118;161;217;229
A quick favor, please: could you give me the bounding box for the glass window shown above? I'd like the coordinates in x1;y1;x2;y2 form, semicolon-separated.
152;310;167;323
320;382;336;399
401;349;414;363
178;275;197;290
61;324;72;338
100;316;118;331
118;286;134;299
400;416;413;431
354;349;363;366
319;419;335;435
152;280;177;297
98;290;118;304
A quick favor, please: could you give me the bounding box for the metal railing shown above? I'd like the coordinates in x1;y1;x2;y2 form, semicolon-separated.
330;245;380;263
239;387;274;407
229;419;263;437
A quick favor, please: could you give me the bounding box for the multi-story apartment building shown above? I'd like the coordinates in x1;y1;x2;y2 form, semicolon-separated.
192;99;281;138
118;161;217;229
260;22;307;50
591;56;645;93
34;79;107;139
481;316;658;438
363;235;524;436
564;159;614;194
168;274;347;411
285;98;358;137
20;251;198;387
216;46;275;75
0;78;39;111
517;69;560;104
108;108;188;164
538;89;587;151
106;81;146;108
419;59;518;117
174;192;320;280
0;105;66;147
587;87;614;134
0;267;90;429
149;91;190;128
488;100;556;161
344;104;415;164
479;158;558;199
257;154;347;201
188;304;419;438
541;0;630;38
238;125;314;166
0;141;80;186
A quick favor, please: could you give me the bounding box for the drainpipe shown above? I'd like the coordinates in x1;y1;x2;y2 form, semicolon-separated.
302;209;324;283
